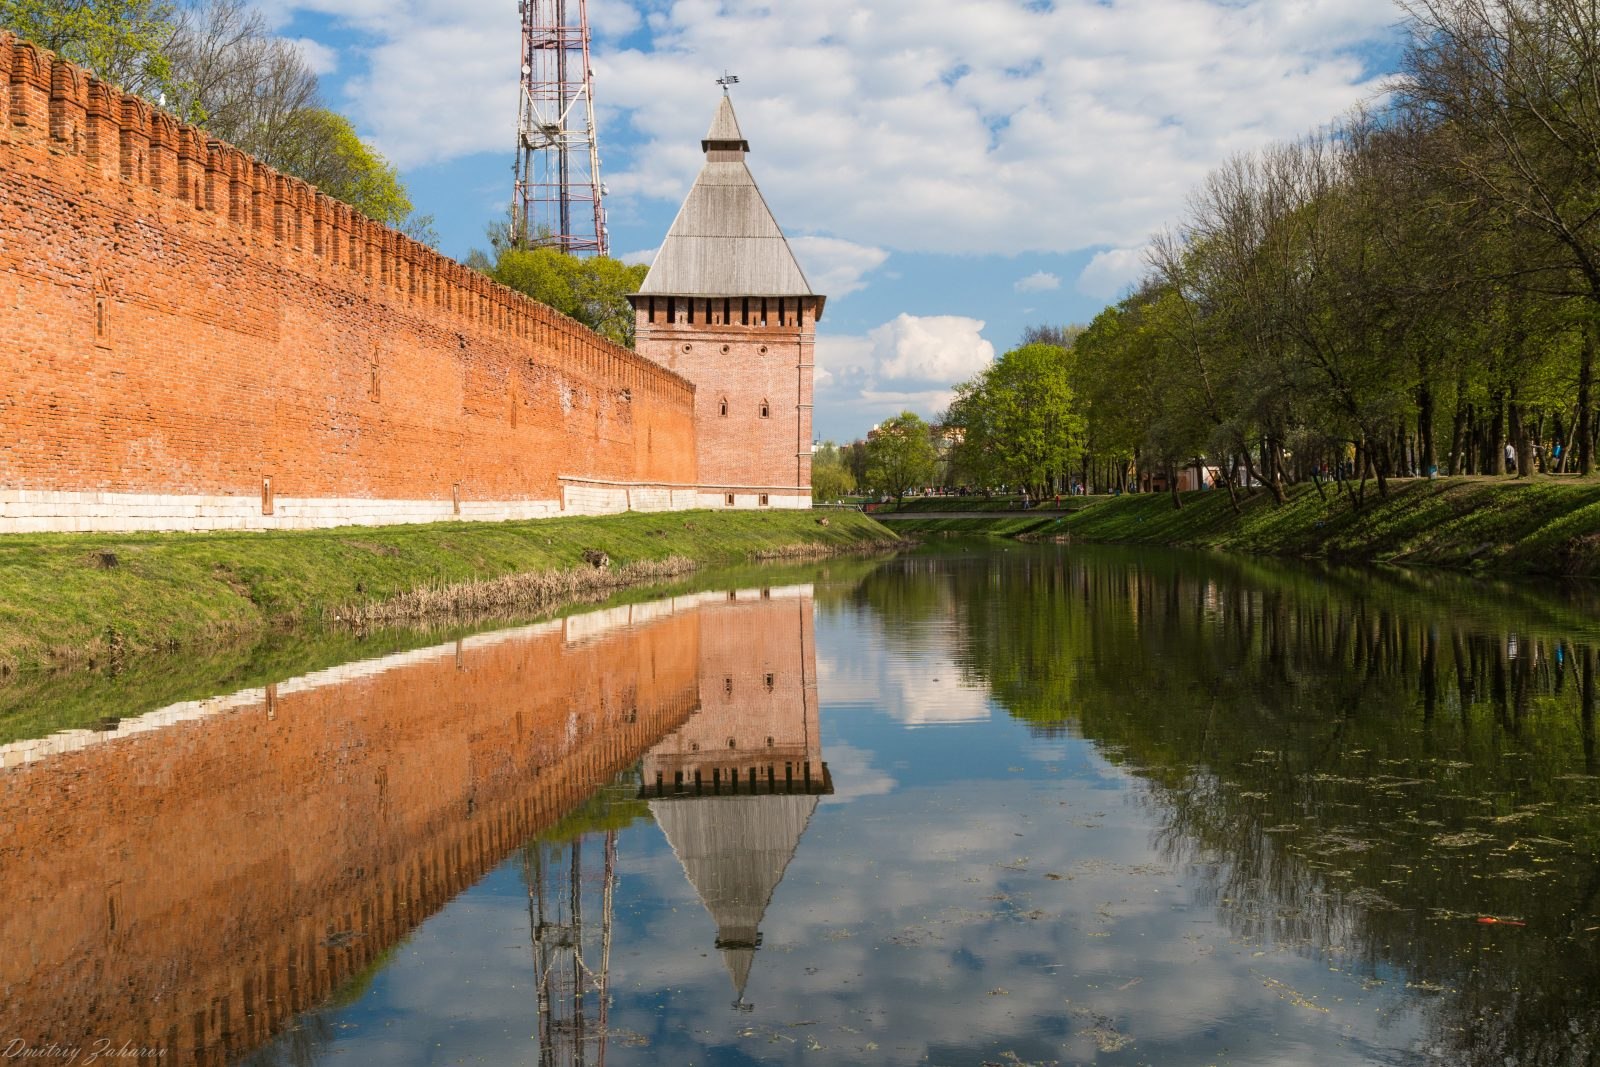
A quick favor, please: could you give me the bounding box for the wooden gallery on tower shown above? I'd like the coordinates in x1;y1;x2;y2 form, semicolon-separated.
631;96;824;511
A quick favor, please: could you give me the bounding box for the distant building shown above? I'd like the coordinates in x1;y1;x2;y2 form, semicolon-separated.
631;97;825;510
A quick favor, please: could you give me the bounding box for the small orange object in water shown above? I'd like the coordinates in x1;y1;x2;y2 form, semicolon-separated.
1476;916;1526;926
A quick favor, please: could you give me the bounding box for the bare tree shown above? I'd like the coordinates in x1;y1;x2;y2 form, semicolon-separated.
163;0;318;160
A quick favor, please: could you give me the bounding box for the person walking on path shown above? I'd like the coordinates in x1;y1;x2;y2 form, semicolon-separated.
1505;441;1517;474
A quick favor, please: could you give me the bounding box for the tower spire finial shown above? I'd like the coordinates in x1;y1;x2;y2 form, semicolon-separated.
717;71;739;94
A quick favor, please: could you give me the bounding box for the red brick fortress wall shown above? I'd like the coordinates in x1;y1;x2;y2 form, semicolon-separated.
635;294;817;509
0;34;698;532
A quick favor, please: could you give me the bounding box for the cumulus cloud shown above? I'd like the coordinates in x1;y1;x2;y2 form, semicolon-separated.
812;314;993;436
273;0;1400;255
1014;270;1061;293
289;37;339;76
871;314;996;384
598;0;1401;254
789;236;889;298
1077;246;1150;299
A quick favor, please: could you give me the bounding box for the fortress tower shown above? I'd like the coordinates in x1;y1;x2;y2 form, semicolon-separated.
631;97;824;509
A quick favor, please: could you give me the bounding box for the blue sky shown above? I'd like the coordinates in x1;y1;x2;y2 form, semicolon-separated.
257;0;1405;442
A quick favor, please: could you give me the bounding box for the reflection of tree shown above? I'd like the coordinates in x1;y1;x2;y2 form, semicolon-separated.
860;546;1600;1067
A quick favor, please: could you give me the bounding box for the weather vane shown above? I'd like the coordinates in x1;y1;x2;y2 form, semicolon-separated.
717;71;740;93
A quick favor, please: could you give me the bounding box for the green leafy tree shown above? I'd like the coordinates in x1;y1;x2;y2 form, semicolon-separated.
865;411;938;503
267;108;412;227
0;0;180;100
1;2;433;238
944;342;1084;495
810;442;856;502
481;241;648;348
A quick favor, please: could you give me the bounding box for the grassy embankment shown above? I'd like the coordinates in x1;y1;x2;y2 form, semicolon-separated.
0;509;897;676
0;552;892;748
886;478;1600;575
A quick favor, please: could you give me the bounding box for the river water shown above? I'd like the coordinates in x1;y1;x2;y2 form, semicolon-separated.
2;546;1598;1066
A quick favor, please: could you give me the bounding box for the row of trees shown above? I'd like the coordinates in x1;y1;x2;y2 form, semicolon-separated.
1;0;431;237
811;417;946;504
1066;0;1600;505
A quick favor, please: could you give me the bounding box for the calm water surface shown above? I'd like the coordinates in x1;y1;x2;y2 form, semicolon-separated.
3;547;1598;1066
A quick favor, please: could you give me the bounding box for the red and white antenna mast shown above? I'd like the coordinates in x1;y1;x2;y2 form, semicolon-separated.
514;0;608;255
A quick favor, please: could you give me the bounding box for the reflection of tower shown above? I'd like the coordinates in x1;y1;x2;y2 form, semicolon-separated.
640;587;831;1007
513;0;608;253
526;832;615;1067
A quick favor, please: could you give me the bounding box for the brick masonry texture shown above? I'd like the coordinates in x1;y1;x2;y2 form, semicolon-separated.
635;295;819;509
0;585;814;1063
0;33;702;532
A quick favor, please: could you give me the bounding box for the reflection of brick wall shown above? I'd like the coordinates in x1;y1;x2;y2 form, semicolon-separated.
0;34;697;532
635;297;818;509
642;588;823;793
0;614;701;1063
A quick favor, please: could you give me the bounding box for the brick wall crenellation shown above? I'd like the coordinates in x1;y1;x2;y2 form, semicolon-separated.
4;31;689;404
1;32;701;526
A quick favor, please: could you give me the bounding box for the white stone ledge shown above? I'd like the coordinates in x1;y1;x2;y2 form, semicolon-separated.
0;483;812;533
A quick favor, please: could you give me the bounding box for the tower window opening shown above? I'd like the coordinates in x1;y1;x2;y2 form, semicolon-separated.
759;400;770;418
719;397;729;417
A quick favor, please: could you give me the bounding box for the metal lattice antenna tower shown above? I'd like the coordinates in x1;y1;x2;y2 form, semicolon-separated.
527;832;617;1067
514;0;608;255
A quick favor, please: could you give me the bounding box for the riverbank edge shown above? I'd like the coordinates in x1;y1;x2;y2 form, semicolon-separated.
885;478;1600;577
0;509;901;675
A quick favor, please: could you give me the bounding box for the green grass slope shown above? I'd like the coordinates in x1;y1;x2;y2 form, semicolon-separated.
1055;478;1600;574
0;509;896;674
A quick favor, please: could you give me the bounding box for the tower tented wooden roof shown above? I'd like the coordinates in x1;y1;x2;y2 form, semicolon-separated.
650;792;820;1001
702;95;750;152
637;97;821;309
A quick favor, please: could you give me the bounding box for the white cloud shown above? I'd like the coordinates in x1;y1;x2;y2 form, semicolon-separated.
1014;270;1061;293
597;0;1401;255
616;245;657;267
790;236;889;298
269;0;1400;255
1077;246;1150;299
813;314;994;435
289;37;339;76
871;313;996;384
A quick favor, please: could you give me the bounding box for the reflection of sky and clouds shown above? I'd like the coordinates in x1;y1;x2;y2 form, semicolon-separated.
16;548;1564;1066
237;552;1578;1066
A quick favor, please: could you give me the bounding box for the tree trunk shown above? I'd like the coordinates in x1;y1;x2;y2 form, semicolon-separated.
1167;462;1182;510
1357;440;1372;508
1509;383;1529;479
1580;319;1595;476
1264;434;1286;505
1489;389;1506;474
1448;387;1468;476
1222;460;1242;512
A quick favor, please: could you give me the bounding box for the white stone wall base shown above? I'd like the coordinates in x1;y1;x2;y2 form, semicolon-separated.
0;485;808;533
696;491;812;510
